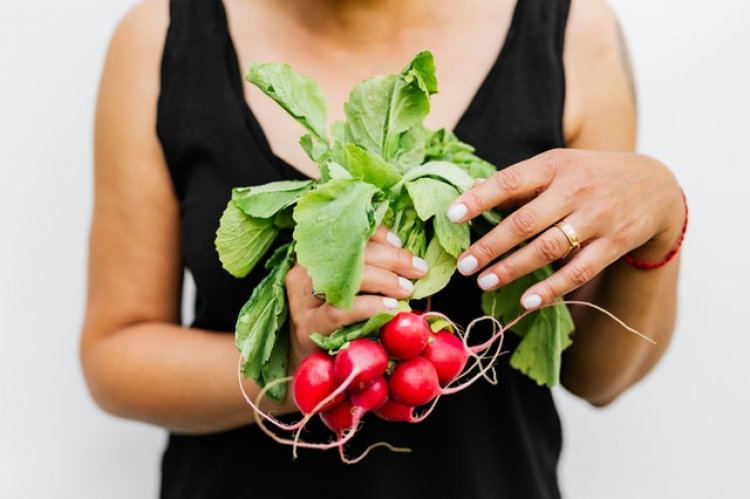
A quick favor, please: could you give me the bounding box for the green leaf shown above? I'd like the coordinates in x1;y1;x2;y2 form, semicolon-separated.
482;266;575;386
260;328;289;401
391;204;427;258
405;178;469;257
232;180;313;219
383;51;438;160
215;201;278;278
300;134;329;164
402;160;475;192
274;208;295;229
344;74;395;156
344;51;437;162
344;144;402;189
321;161;352;180
509;301;574;386
235;244;295;383
425;128;496;179
310;301;410;353
412;237;456;300
246;63;328;142
392;125;430;172
293;179;380;310
426;317;454;333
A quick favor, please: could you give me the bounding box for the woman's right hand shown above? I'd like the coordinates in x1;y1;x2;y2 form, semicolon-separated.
285;225;429;372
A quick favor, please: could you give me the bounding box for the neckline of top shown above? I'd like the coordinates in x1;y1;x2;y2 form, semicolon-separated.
220;0;523;181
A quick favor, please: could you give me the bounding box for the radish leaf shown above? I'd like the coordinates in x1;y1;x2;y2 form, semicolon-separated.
232;180;313;219
344;51;437;162
215;201;278;278
509;302;574;386
310;301;410;353
293;179;380;310
482;267;575;386
246;63;328;142
344;144;402;190
406;177;469;257
235;243;294;399
402;160;475;192
412;237;456;300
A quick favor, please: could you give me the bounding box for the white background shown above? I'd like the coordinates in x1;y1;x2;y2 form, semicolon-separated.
1;1;748;497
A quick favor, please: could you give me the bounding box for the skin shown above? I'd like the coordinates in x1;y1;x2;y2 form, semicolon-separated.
80;0;682;433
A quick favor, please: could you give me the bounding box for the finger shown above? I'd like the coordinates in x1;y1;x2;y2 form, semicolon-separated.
475;216;594;291
313;294;402;332
519;239;617;309
369;225;403;248
360;265;414;299
456;189;572;276
446;149;571;224
364;241;429;279
285;264;322;313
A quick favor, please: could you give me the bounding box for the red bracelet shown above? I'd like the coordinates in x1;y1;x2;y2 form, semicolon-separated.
623;189;688;270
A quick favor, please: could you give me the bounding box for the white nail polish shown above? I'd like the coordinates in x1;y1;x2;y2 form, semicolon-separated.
478;273;499;290
412;256;429;273
386;231;402;248
398;277;414;293
446;203;468;223
457;255;478;275
383;297;399;309
522;294;543;310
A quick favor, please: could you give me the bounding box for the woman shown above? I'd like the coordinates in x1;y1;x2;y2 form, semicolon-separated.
81;0;684;497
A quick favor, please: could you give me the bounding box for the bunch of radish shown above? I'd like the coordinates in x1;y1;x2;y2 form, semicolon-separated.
244;311;506;462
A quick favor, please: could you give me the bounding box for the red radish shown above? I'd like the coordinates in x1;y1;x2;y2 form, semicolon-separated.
333;338;388;389
389;357;441;406
380;312;431;359
321;378;389;437
421;331;470;385
373;399;416;422
292;352;345;414
320;400;356;434
350;377;389;412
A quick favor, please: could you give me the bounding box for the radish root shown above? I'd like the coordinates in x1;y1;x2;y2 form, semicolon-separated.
237;299;652;462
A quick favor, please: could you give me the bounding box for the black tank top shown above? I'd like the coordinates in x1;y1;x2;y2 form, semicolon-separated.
157;1;570;498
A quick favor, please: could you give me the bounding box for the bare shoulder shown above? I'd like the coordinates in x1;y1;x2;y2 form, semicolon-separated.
110;0;169;54
86;0;181;338
563;0;636;150
97;0;169;126
566;0;619;51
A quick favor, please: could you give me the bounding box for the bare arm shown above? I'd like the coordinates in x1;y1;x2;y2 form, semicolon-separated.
447;0;683;407
560;0;681;405
80;1;423;433
79;0;280;434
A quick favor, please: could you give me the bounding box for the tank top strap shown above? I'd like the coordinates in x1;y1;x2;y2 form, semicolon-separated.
455;0;572;169
159;0;236;96
158;0;269;198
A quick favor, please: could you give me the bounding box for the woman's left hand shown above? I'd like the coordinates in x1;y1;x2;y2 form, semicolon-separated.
447;148;684;309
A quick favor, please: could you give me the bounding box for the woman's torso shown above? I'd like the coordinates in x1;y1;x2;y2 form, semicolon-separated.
157;0;570;497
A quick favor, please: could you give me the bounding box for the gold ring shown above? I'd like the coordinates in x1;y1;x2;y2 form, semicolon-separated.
553;221;581;259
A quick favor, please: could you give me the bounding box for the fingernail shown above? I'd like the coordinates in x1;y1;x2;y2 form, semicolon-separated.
522;294;543;310
398;277;414;294
383;297;399;309
446;203;468;223
457;255;478;275
386;231;402;248
478;273;499;290
412;256;429;273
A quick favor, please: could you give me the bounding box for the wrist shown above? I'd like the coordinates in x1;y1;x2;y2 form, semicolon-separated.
625;186;687;268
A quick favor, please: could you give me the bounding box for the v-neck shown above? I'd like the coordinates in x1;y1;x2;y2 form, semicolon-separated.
221;0;523;181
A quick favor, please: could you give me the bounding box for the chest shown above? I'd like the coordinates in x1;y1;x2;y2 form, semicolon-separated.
224;0;518;177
